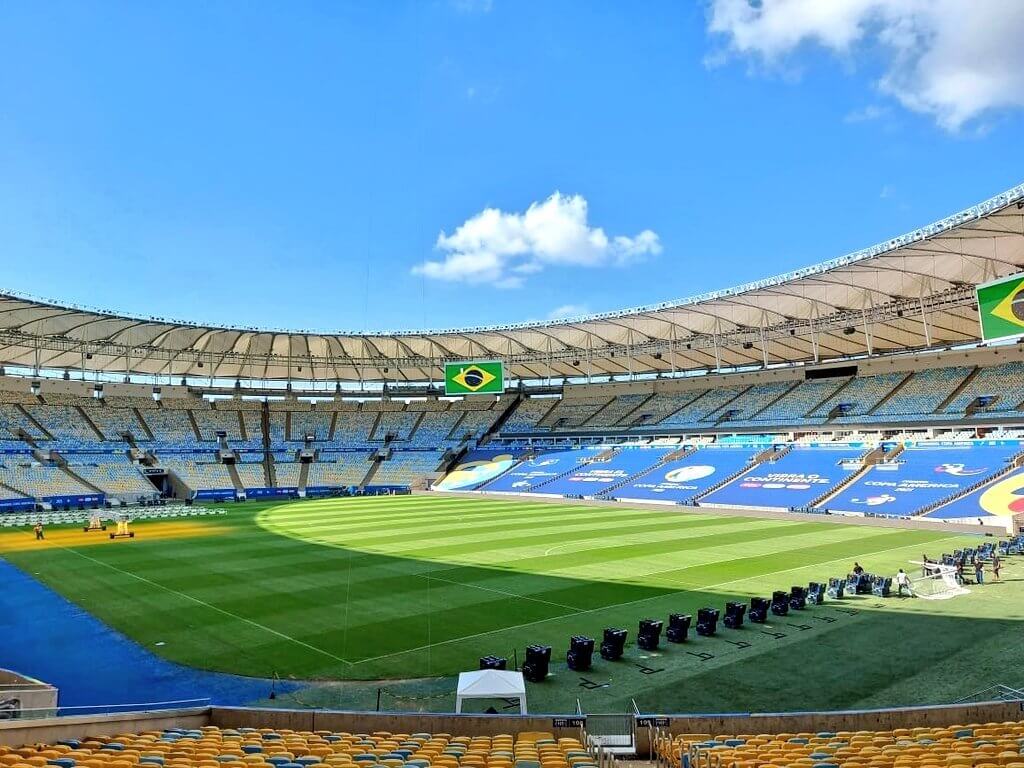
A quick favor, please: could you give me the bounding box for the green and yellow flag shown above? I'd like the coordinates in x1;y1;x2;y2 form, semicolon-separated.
977;273;1024;342
444;361;504;395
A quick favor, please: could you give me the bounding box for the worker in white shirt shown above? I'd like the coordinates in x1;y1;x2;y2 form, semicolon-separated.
895;568;913;597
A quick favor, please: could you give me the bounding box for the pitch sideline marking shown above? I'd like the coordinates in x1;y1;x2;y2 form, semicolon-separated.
48;541;354;667
352;533;969;666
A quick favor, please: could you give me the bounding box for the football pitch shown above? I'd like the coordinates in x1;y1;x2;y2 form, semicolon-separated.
2;494;1022;714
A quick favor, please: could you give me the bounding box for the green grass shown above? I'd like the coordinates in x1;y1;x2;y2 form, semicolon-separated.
2;494;1022;714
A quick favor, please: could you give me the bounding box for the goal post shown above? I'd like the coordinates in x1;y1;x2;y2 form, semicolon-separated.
907;562;969;600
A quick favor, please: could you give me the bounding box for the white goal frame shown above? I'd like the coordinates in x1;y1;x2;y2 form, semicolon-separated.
907;562;970;600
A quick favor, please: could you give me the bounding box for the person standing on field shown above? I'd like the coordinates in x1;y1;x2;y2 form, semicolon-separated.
895;568;912;597
991;553;1001;581
33;521;44;540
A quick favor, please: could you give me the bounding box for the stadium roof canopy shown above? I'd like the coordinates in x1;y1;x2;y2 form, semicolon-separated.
2;182;1024;384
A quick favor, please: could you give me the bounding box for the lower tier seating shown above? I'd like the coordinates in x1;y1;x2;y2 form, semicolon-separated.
0;728;594;768
658;721;1024;768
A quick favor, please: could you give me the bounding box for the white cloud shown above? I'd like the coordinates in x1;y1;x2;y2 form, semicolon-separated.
548;304;590;320
413;192;662;287
706;0;1024;130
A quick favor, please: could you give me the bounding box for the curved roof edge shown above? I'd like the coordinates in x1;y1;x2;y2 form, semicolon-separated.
4;181;1023;338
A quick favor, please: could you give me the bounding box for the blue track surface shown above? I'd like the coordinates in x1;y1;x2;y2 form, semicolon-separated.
0;558;295;709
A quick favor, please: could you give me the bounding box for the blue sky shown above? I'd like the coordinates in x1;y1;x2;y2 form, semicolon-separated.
1;1;1022;332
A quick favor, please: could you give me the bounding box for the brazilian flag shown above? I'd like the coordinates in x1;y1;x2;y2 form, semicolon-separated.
977;273;1024;342
444;361;504;395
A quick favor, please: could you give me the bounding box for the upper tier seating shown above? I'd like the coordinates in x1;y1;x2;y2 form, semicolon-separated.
502;398;558;432
407;409;463;447
0;726;594;768
330;412;379;448
289;410;333;441
23;404;99;442
87;405;148;440
621;392;702;427
944;360;1024;415
142;409;201;445
268;412;288;442
811;372;908;419
659;387;746;427
239;410;262;442
867;366;973;420
103;394;159;409
192;408;245;440
373;410;420;440
659;722;1024;768
750;376;850;423
448;407;501;442
712;381;795;423
0;404;48;439
0;390;42;404
581;393;650;427
538;397;613;430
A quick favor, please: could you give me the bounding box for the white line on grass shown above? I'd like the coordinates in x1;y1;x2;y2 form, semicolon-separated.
352;533;969;666
50;542;354;667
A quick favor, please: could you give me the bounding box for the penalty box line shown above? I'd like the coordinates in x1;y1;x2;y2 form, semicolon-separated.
51;541;355;667
352;532;969;667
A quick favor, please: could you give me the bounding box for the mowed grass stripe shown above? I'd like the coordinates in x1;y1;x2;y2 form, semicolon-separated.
261;502;663;537
404;520;821;570
278;507;737;544
283;515;767;557
265;497;595;528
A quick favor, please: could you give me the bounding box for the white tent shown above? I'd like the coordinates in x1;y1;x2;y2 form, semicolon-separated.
454;669;527;714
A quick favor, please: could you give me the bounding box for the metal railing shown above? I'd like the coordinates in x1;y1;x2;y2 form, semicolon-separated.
3;698;210;721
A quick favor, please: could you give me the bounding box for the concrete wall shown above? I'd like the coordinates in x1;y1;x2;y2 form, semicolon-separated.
0;708;209;748
211;707;584;739
0;668;58;723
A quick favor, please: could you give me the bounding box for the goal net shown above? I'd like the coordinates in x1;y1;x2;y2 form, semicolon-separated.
908;562;969;600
